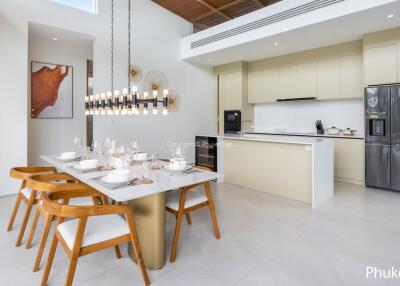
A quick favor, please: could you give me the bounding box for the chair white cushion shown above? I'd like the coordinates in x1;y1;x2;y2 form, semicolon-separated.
69;197;96;206
57;214;130;249
166;187;208;211
21;188;40;199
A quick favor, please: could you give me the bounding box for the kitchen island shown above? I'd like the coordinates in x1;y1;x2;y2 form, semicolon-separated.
214;133;334;209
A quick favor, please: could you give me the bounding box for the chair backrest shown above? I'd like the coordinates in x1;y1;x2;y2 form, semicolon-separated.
10;166;57;180
41;189;131;219
26;173;82;193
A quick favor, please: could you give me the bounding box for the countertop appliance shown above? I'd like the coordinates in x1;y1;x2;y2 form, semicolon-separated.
315;120;324;135
365;85;400;191
224;110;241;133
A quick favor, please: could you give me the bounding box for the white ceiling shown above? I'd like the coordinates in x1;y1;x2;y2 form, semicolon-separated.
28;22;94;49
184;0;400;66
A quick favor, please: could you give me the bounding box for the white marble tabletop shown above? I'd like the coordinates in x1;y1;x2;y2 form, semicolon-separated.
41;155;220;202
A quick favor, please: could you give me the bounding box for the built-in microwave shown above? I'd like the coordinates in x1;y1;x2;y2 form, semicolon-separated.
224;110;241;133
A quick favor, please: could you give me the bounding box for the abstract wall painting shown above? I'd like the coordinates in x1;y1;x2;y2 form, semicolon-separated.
31;61;73;118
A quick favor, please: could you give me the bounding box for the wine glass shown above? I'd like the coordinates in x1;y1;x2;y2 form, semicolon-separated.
130;141;140;154
170;145;186;169
73;137;83;156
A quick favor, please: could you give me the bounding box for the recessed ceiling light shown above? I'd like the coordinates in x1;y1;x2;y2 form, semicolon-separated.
387;14;395;18
273;42;279;46
52;37;58;41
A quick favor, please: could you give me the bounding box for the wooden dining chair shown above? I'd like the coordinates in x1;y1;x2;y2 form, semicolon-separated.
25;173;98;272
166;166;221;263
7;166;57;247
40;188;150;286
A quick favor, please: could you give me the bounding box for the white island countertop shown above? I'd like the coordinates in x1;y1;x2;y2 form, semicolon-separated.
222;133;327;145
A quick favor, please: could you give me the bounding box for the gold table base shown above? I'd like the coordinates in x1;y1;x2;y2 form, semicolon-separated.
127;192;166;270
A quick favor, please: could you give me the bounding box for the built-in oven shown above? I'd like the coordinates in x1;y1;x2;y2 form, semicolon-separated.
224;110;241;133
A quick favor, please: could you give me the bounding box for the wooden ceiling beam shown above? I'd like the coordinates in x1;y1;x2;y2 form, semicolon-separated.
251;0;264;8
191;0;242;22
196;0;232;20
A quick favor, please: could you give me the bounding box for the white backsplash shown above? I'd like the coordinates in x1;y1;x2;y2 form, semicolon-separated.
254;98;364;136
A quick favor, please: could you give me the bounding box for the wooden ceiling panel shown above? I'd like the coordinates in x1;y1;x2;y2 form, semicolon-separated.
152;0;282;32
223;1;260;18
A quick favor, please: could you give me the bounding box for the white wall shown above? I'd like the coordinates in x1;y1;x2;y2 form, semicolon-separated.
0;15;28;196
92;0;213;162
28;29;93;165
254;99;364;136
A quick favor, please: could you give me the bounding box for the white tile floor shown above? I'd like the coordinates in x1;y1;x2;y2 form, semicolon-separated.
1;182;400;286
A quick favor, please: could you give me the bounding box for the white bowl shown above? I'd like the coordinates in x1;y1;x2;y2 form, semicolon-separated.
169;160;187;170
107;169;131;180
132;152;148;161
78;159;98;169
60;152;77;160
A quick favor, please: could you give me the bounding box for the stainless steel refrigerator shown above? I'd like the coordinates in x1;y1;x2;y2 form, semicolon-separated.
365;85;400;190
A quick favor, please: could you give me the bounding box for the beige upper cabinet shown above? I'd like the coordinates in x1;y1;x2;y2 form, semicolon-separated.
340;54;363;98
297;62;317;98
248;68;279;103
317;58;340;100
364;45;398;85
219;71;242;110
279;65;298;99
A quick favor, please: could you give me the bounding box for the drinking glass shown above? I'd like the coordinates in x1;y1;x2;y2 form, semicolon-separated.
83;146;91;159
91;140;99;152
103;138;112;153
150;152;160;170
73;137;83;156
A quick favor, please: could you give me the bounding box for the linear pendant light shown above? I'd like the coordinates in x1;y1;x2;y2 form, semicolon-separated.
85;0;168;116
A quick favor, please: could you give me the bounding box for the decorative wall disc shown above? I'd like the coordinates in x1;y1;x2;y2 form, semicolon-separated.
142;71;169;94
129;65;143;83
166;90;180;112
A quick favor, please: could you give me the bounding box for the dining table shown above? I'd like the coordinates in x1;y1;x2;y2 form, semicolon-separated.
41;154;221;270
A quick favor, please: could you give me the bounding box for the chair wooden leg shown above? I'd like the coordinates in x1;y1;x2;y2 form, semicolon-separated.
40;232;58;286
186;213;192;225
170;188;188;263
114;245;122;259
205;182;220;239
65;217;87;286
16;191;36;247
7;192;23;231
26;204;41;249
125;212;150;286
65;256;79;286
33;213;53;272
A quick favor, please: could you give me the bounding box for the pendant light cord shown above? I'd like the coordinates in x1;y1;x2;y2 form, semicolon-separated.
111;0;115;92
128;0;132;92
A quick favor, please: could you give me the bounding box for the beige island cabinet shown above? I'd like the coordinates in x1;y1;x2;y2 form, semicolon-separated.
217;134;334;209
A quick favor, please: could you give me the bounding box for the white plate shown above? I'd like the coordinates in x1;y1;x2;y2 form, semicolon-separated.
101;175;136;184
164;165;192;172
57;155;80;161
73;164;99;171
